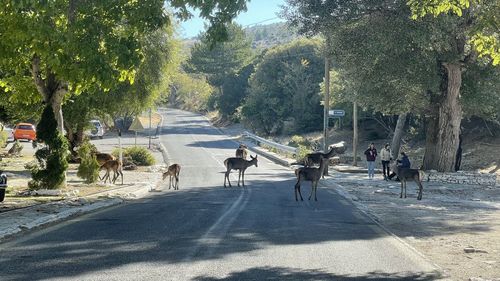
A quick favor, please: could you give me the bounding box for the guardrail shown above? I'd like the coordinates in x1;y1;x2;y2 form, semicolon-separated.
242;131;298;155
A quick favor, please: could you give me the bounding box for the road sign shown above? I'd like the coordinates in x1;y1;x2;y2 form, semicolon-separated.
329;109;345;117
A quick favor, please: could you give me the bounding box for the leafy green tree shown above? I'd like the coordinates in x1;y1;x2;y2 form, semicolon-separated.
186;23;254;112
283;0;500;172
171;72;214;112
241;38;324;135
219;62;256;119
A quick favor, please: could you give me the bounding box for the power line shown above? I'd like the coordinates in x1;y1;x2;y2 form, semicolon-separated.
242;17;281;28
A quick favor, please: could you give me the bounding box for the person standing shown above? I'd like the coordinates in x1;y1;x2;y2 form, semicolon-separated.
380;143;392;181
364;143;377;179
388;152;411;180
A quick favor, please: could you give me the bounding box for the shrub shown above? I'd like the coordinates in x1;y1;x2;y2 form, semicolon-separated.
77;140;100;184
112;146;155;166
29;105;69;190
295;145;311;162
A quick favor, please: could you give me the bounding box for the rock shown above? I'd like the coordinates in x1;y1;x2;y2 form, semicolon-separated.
464;246;476;253
33;189;62;196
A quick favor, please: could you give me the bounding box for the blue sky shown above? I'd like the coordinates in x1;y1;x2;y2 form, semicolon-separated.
178;0;286;38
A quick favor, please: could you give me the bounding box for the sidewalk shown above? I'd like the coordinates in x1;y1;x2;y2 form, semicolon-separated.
217;123;500;281
0;132;167;242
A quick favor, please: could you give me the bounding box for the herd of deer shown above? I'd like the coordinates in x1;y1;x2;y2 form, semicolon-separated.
94;141;423;201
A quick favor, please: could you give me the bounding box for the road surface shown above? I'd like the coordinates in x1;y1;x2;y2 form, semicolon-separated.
0;108;441;280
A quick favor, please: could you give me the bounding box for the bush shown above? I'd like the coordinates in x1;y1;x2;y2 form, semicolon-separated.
295;145;311;162
77;141;100;184
112;146;155;166
29;105;69;190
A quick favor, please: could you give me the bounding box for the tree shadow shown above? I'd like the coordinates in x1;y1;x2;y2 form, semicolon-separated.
193;267;443;281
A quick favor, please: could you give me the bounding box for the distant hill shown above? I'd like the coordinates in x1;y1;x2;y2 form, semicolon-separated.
182;22;301;51
245;22;300;49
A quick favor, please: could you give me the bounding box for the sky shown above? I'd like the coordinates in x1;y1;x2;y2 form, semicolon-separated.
178;0;286;38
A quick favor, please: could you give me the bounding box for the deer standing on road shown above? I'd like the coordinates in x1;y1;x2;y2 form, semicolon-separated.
162;164;181;190
235;144;248;159
100;160;123;185
304;141;346;178
294;155;328;201
224;155;258;187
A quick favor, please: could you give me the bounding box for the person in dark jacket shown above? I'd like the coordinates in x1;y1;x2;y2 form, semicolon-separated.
364;143;377;179
388;152;411;180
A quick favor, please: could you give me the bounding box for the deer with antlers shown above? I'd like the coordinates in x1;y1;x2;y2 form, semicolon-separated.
162;164;181;190
100;160;123;185
294;155;328;201
224;155;258;187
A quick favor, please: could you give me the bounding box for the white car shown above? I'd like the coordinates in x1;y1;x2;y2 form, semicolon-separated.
87;120;105;139
2;126;14;143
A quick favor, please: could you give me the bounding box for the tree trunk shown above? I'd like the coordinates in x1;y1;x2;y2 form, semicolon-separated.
31;55;67;133
437;63;462;172
422;63;463;172
352;101;358;166
390;113;407;160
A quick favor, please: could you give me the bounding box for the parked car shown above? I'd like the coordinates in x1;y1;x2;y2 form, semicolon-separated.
13;123;36;141
1;126;14;143
87;119;105;139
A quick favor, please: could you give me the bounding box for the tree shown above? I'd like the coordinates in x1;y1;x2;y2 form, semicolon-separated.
241;38;324;135
186;23;254;114
283;0;500;172
219;62;255;118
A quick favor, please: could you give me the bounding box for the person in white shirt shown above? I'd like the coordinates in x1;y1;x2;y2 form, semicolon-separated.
380;143;392;181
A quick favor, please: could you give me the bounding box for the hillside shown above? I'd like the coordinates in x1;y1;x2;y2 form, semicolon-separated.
244;22;300;49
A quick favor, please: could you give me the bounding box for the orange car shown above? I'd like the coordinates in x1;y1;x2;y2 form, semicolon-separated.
13;123;37;141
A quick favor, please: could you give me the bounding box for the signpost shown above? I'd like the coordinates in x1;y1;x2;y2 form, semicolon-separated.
328;109;345;117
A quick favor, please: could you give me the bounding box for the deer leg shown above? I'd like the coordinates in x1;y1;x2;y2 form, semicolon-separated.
416;179;423;200
294;178;303;201
404;180;407;198
308;181;314;201
242;170;245;187
224;170;232;187
314;181;318;201
237;170;241;187
175;175;179;190
400;182;403;198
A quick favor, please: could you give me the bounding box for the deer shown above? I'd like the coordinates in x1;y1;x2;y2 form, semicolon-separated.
162;163;181;190
390;161;424;200
294;155;328;201
304;141;346;178
93;152;115;166
100;160;123;185
224;155;258;187
235;144;248;159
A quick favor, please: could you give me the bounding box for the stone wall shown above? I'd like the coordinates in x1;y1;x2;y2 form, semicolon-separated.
423;170;498;186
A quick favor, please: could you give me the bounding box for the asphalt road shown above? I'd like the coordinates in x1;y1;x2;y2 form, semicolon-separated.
0;108;441;281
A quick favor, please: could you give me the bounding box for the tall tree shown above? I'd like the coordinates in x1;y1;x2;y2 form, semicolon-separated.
283;0;500;172
241;38;324;135
186;23;254;113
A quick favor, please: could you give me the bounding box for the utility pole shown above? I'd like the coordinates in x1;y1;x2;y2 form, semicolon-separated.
323;37;330;154
353;101;358;166
148;108;152;149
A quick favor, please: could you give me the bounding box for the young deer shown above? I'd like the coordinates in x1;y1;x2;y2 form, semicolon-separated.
94;152;115;166
162;164;181;190
100;160;123;185
390;161;424;200
235;144;248;159
294;156;328;201
304;141;346;177
224;155;258;187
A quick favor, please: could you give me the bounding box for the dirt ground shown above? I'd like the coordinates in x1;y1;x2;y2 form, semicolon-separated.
0;145;161;213
329;172;500;281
